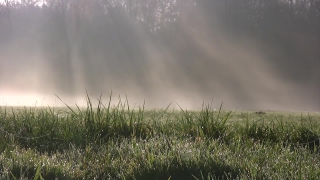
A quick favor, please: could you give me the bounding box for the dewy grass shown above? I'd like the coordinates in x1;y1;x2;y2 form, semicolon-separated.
0;95;320;179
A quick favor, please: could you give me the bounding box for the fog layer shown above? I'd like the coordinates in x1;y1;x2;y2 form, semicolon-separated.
0;0;319;111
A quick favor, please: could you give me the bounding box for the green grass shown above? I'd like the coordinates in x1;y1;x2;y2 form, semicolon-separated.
0;95;320;179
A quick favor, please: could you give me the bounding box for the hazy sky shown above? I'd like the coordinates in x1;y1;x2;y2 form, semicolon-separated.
0;0;44;6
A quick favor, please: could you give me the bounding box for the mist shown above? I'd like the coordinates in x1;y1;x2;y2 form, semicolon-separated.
0;0;319;111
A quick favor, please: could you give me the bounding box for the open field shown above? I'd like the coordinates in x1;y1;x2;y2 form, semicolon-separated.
0;96;320;179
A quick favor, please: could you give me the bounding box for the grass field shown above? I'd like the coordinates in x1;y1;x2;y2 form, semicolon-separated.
0;95;320;179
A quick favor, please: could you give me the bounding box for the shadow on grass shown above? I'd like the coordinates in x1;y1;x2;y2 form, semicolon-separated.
133;160;240;180
284;126;320;153
6;164;69;180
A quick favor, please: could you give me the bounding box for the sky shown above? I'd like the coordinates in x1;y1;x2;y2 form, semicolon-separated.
0;0;44;6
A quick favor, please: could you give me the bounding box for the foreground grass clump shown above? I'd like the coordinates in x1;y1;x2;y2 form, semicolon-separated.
0;96;320;179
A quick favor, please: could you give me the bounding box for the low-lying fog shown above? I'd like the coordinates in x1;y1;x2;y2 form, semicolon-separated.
0;0;319;111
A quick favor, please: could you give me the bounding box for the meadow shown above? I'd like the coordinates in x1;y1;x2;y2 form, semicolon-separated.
0;95;320;179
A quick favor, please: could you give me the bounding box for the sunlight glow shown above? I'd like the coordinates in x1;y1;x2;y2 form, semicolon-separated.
0;92;86;107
